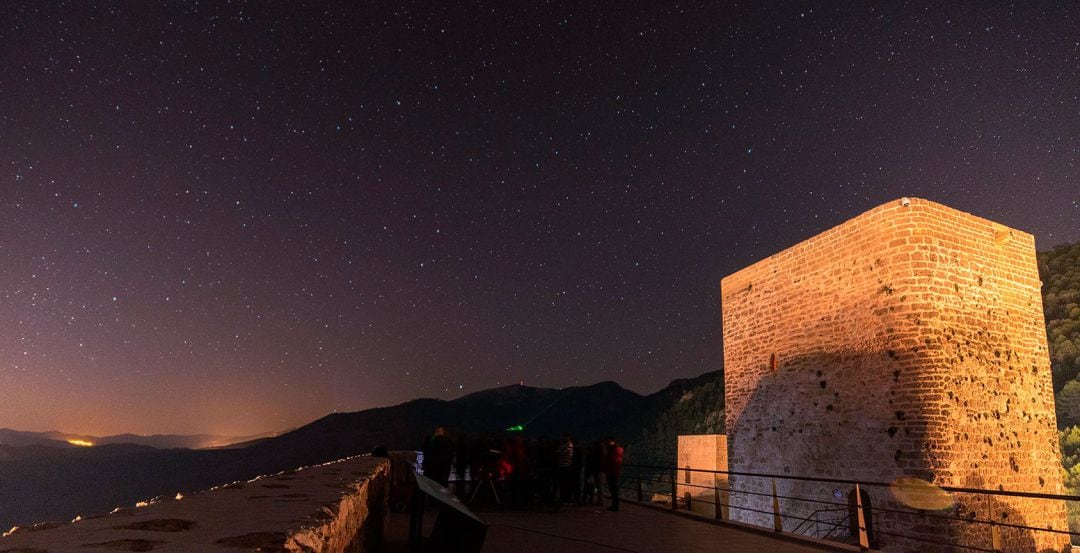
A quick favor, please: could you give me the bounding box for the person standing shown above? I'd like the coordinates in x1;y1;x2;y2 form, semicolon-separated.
505;435;530;509
454;433;471;498
570;436;583;503
556;433;575;503
583;440;604;505
422;425;455;487
602;436;624;512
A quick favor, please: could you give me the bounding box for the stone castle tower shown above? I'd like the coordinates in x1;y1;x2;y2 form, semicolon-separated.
720;198;1067;552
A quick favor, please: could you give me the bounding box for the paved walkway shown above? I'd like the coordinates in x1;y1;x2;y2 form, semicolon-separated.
383;502;848;553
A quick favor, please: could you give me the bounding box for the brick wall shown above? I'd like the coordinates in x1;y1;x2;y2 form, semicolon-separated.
720;198;1067;552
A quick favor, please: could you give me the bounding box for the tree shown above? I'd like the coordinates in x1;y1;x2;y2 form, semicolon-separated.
1039;241;1080;395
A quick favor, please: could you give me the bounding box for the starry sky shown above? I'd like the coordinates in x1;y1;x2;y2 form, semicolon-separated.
2;2;1079;436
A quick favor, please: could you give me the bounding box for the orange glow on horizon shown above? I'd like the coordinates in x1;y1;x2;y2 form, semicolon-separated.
67;439;94;447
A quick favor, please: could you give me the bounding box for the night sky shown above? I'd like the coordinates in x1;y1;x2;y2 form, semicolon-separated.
2;3;1078;436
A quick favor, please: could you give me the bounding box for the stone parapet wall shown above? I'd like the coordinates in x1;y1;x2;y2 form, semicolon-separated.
720;198;1067;552
0;455;389;553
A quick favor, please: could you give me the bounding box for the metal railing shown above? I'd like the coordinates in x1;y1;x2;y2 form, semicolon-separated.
617;463;1080;552
790;507;850;540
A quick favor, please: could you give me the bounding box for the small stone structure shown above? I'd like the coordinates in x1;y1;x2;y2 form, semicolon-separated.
720;198;1068;552
676;434;728;519
0;456;389;553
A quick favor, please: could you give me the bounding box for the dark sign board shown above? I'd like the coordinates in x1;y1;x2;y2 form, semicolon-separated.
409;471;488;553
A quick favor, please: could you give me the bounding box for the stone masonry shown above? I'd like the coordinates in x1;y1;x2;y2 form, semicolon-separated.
720;198;1067;552
0;456;389;553
676;434;728;520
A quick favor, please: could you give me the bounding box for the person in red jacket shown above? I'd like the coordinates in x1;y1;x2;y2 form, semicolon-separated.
602;437;624;512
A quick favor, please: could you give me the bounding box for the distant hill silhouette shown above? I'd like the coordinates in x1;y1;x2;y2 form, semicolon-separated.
0;428;275;450
0;379;667;529
239;380;649;471
0;428;76;449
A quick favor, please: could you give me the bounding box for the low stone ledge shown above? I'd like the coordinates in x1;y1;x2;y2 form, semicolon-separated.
1;455;389;553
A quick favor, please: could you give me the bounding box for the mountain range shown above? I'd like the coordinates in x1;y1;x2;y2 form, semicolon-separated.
0;376;717;530
0;428;277;450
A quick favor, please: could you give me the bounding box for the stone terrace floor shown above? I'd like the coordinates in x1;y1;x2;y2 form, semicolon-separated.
382;501;851;553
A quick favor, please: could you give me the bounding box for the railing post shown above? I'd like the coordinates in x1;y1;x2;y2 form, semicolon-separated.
720;482;729;521
772;479;783;532
713;482;722;520
855;483;869;551
671;469;678;510
636;477;643;502
988;496;1002;552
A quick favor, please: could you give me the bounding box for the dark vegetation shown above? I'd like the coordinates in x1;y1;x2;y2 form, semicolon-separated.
1041;242;1080;424
623;370;724;469
1046;242;1080;535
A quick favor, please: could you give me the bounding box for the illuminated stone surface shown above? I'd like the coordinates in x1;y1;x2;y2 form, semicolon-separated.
721;198;1067;552
0;456;388;553
676;434;728;519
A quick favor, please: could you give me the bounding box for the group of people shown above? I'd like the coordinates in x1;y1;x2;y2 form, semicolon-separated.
421;426;625;512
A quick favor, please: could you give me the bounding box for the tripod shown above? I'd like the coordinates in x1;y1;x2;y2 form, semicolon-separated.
469;475;501;505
